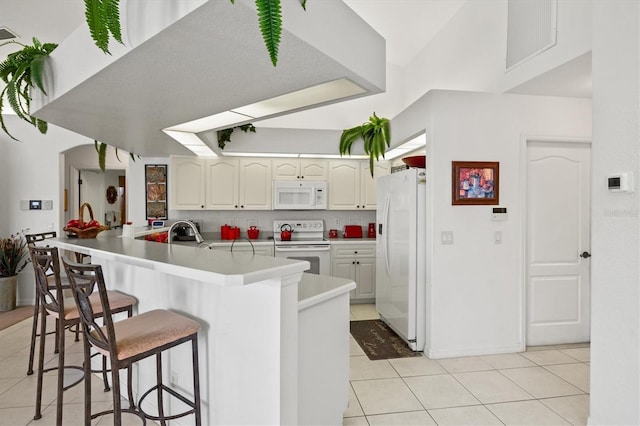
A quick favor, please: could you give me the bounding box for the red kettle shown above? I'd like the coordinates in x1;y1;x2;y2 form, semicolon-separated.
280;224;293;241
247;226;260;239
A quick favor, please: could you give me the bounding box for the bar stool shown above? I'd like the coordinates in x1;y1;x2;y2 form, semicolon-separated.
25;232;89;375
30;246;137;426
63;258;202;426
25;231;70;375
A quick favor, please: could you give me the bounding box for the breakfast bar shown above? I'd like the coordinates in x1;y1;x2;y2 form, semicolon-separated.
51;231;355;425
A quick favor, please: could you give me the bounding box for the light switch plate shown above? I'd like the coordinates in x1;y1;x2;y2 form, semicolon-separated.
441;231;454;245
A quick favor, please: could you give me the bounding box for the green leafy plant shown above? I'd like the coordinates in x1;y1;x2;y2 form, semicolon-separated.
0;38;58;141
0;230;29;277
84;0;123;54
86;0;307;66
217;123;256;149
339;113;391;177
94;140;140;171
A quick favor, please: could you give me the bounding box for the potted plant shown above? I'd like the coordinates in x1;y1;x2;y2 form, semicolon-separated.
0;230;29;311
339;112;391;177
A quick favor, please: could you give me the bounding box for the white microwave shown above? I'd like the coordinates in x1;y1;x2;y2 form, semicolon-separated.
273;181;327;210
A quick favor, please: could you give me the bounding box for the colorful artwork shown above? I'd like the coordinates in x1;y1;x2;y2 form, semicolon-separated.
145;165;167;219
452;161;499;205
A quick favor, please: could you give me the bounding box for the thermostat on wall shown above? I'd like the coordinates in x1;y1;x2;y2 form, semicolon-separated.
491;207;508;221
608;172;634;192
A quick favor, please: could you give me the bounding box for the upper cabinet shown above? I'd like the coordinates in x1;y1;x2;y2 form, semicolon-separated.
328;160;390;210
170;156;389;211
206;158;272;210
272;159;328;181
169;157;206;210
170;157;271;210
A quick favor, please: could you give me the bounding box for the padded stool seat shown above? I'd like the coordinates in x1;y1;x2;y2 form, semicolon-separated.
91;309;200;361
55;291;136;321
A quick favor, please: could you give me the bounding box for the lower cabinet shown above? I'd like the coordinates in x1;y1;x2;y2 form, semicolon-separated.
330;244;375;302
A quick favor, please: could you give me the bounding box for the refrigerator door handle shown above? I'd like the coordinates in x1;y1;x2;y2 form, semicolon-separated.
383;193;391;275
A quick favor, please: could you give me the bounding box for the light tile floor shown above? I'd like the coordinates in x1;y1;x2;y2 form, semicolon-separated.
347;304;590;425
0;316;147;426
0;305;590;426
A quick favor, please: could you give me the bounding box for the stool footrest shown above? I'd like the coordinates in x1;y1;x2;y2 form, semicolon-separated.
138;383;198;422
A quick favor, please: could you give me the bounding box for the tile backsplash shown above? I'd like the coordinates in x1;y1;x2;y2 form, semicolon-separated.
169;209;376;233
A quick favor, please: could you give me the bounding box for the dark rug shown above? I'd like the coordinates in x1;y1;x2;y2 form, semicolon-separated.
350;319;422;361
0;305;34;331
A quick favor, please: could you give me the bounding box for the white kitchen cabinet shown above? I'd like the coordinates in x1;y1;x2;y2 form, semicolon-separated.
205;158;240;209
330;243;376;301
172;157;271;210
272;158;328;181
206;158;271;210
169;156;206;210
328;160;389;210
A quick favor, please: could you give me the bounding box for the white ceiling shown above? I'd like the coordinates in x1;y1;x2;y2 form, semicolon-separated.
1;0;591;155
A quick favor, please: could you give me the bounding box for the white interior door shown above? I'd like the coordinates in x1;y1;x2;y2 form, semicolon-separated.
79;170;105;224
526;141;591;346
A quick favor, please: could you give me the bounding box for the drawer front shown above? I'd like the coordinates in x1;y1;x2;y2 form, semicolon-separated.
331;246;375;258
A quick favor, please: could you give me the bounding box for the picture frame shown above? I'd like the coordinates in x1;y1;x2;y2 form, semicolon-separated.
452;161;499;205
145;164;168;219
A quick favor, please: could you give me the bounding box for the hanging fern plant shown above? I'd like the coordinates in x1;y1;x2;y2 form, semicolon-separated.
85;0;307;65
339;113;391;177
0;38;58;141
84;0;123;55
218;123;256;149
94;140;140;172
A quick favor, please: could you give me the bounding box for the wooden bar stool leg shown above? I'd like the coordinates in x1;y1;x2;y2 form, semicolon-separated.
33;305;47;420
156;352;166;426
26;294;40;375
192;336;202;426
55;317;66;426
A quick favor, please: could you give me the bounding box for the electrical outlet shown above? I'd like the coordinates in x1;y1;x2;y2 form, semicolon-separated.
247;219;257;228
333;218;340;227
47;223;54;231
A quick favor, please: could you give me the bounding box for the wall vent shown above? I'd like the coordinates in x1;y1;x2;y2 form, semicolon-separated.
0;27;18;41
506;0;557;70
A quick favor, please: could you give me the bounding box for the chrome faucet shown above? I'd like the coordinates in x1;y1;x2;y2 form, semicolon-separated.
168;220;205;244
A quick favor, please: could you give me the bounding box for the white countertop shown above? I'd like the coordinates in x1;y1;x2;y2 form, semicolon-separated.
298;273;356;310
327;238;376;245
53;230;309;287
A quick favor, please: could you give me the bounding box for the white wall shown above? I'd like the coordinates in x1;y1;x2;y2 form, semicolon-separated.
392;90;592;358
0;118;93;304
589;1;640;424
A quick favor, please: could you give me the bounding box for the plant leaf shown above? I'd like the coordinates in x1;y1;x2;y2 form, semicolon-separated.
256;0;282;66
85;0;110;54
104;0;123;44
300;0;307;10
0;87;19;141
97;141;107;171
29;55;47;94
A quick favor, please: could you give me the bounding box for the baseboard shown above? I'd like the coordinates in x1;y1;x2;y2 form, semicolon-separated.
425;343;525;359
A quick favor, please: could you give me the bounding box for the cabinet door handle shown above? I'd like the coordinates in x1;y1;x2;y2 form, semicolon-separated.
241;205;244;208
235;205;238;208
356;261;360;265
354;251;358;254
352;261;355;265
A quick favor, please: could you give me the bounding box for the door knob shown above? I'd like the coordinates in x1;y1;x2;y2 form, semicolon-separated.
580;251;591;259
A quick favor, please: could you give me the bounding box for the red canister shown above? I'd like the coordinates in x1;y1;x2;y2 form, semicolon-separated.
247;226;260;239
221;224;231;240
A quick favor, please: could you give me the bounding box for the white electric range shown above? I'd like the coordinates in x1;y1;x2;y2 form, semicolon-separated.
272;219;330;275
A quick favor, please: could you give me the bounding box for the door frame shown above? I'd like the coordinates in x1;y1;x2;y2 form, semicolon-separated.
519;135;592;349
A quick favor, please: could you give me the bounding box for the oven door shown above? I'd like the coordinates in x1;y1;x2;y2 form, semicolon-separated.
274;245;330;275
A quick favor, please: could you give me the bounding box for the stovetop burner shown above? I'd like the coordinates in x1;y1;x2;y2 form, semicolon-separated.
272;219;327;245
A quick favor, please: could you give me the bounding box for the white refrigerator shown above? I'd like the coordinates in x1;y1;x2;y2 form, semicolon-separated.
376;167;426;351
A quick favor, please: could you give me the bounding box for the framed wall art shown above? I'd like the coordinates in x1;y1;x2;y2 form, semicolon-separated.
145;164;168;219
452;161;499;205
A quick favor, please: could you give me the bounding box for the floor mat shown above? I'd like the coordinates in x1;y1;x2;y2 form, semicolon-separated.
0;305;33;331
350;319;422;361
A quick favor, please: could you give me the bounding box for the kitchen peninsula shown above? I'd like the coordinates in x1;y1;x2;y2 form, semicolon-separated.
52;230;355;425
